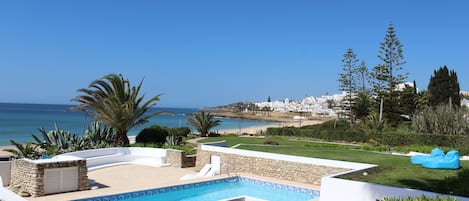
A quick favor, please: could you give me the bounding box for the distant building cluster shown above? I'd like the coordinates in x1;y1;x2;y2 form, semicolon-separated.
255;89;469;117
255;92;348;117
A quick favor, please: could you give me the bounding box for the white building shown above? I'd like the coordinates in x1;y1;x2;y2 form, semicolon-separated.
255;92;348;117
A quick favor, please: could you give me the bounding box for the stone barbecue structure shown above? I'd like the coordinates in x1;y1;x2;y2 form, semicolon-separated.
9;158;89;197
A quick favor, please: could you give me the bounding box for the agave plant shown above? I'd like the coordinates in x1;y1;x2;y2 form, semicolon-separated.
164;135;181;146
4;140;42;159
83;121;115;148
32;123;85;155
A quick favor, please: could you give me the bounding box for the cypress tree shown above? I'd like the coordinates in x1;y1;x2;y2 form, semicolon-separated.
450;70;461;106
428;66;460;107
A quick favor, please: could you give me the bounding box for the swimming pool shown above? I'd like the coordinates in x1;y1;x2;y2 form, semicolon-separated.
75;177;319;201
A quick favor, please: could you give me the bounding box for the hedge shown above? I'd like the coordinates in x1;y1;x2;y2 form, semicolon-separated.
266;127;369;143
266;120;468;154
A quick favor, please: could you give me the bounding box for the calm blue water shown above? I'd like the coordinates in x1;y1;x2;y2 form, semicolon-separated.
0;103;274;146
77;178;319;201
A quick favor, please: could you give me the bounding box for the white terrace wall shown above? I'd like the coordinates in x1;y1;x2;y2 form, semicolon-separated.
320;176;469;201
0;161;11;186
196;144;376;186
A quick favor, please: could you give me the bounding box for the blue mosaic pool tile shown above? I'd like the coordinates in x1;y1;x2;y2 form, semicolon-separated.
74;176;319;201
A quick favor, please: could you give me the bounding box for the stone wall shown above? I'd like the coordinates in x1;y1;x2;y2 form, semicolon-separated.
9;159;89;197
166;149;196;168
196;145;350;186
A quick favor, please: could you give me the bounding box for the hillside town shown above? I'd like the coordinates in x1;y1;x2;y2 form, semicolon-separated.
255;92;347;117
255;89;469;119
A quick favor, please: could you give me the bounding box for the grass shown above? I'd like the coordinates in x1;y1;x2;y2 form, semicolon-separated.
199;136;469;197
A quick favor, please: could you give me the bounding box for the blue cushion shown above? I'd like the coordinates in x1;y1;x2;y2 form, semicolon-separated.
422;150;460;169
410;148;445;165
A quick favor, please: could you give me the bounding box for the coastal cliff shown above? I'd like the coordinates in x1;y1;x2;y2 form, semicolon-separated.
202;107;329;124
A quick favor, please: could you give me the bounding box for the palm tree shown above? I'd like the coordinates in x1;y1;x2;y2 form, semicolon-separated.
71;73;163;146
187;111;222;137
352;92;372;121
4;141;42;159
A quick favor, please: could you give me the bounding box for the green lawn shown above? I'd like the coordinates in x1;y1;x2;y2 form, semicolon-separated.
199;136;469;197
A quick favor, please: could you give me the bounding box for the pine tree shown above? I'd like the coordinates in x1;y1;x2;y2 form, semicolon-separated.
369;64;388;98
377;23;408;98
356;60;369;93
338;48;359;122
399;81;417;115
428;66;460;107
370;23;408;124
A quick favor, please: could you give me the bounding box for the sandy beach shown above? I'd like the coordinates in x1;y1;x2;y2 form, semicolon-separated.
216;119;324;135
0;120;323;156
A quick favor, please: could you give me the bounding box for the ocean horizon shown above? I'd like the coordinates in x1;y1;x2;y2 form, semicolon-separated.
0;103;274;146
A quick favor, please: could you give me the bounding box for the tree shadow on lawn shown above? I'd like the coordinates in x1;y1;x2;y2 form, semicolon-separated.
397;168;469;197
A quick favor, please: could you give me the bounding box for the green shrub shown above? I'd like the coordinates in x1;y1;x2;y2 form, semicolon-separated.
131;143;161;148
162;145;196;155
412;104;469;135
169;127;191;138
136;125;169;144
263;140;279;145
267;119;468;154
378;195;458;201
360;144;391;152
208;132;221;137
380;132;467;154
266;119;368;143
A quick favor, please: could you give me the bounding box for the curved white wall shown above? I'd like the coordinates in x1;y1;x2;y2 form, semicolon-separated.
53;147;168;170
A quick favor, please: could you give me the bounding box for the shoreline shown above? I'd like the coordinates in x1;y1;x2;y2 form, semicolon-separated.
0;119;324;156
216;119;325;135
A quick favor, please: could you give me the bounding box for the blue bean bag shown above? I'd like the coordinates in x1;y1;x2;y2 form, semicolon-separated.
410;148;445;165
422;150;460;169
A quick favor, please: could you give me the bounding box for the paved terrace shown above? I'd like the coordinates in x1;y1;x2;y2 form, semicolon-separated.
26;164;320;201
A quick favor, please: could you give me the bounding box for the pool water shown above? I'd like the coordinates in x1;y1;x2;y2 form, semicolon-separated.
76;177;319;201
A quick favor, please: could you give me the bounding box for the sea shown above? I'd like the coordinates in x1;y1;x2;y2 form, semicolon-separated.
0;103;274;146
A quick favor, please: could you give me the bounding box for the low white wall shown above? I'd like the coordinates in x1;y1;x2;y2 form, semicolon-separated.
320;176;469;201
0;183;27;201
53;147;167;170
0;161;11;186
201;144;376;170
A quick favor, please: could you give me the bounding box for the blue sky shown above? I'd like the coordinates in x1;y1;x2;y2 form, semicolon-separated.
1;1;468;108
